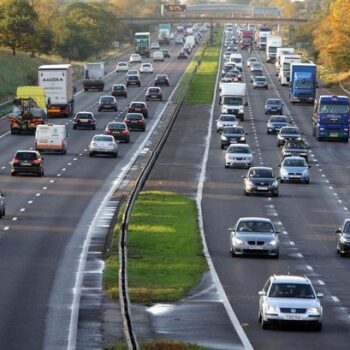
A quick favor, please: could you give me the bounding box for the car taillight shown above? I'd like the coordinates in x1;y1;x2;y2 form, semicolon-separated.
32;159;41;164
139;119;145;123
105;129;111;134
124;119;130;123
12;158;20;164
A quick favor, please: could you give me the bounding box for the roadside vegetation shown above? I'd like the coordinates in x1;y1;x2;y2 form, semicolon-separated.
184;29;222;104
107;340;206;350
104;191;207;303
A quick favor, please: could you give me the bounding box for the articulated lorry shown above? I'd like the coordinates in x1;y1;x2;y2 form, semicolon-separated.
10;86;47;134
158;24;171;45
289;63;317;104
266;35;282;63
279;54;301;86
83;63;105;91
275;48;294;75
134;32;150;57
219;83;247;121
38;64;74;117
313;95;350;142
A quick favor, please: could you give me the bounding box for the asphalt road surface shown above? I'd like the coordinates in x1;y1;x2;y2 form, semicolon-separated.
0;40;196;349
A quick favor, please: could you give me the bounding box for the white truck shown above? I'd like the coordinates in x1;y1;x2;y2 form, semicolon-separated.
279;54;302;86
38;64;74;118
266;35;282;63
35;124;68;154
185;35;195;49
83;62;105;91
219;83;247;121
275;48;294;75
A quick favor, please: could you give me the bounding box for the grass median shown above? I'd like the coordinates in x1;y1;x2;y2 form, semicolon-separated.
184;29;222;104
104;191;207;303
108;339;205;350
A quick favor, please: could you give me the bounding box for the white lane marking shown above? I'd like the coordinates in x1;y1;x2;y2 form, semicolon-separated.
12;217;17;221
297;253;303;258
50;180;55;183
79;154;83;156
68;163;72;166
3;226;9;231
318;280;325;286
193;42;254;350
73;158;77;161
28;200;33;204
332;296;340;303
306;265;314;271
1;166;5;169
57;174;61;177
62;168;66;172
36;193;40;197
290;241;295;246
344;207;348;211
43;187;47;190
20;208;25;212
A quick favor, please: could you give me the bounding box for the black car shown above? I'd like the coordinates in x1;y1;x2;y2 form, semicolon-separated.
266;115;289;134
98;96;118;112
111;84;127;98
161;49;170;58
126;74;141;87
145;87;163;101
277;126;302;147
73;111;96;130
128;101;148;118
221;126;247;149
104;121;130;143
177;51;187;59
243;167;279;197
155;74;170;87
0;191;5;219
124;113;146;131
282;140;310;161
336;219;350;256
11;150;44;177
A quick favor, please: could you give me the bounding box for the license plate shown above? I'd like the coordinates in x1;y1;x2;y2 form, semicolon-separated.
131;121;139;123
285;315;302;321
290;175;301;178
135;108;141;111
151;95;158;98
80;119;88;122
249;245;264;250
230;140;237;144
21;162;31;166
257;186;268;190
330;133;338;137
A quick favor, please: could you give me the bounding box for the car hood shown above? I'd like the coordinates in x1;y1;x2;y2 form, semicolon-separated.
235;232;277;241
269;122;288;127
267;297;320;309
266;105;282;109
280;134;300;138
281;166;308;172
226;152;252;158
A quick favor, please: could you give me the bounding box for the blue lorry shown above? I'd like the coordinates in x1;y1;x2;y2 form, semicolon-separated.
289;63;317;104
313;95;350;142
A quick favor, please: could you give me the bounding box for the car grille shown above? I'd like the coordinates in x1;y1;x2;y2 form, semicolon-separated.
248;241;265;245
280;308;306;314
227;109;238;115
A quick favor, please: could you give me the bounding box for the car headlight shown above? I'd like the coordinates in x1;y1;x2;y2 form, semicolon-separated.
240;136;245;141
319;127;325;131
302;169;309;176
239;108;244;114
296;137;302;141
278;135;284;140
246;180;254;187
272;180;279;187
268;239;278;246
280;168;288;176
307;307;321;315
233;237;244;245
218;122;223;127
267;123;273;128
221;136;227;141
265;305;278;314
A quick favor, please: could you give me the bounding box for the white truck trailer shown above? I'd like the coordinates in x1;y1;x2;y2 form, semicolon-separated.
219;83;247;121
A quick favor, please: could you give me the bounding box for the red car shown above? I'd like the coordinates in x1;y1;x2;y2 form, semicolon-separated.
145;87;163;101
123;113;146;131
127;101;148;118
104;122;130;143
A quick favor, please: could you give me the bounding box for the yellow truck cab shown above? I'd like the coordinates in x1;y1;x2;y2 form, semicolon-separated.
16;86;47;112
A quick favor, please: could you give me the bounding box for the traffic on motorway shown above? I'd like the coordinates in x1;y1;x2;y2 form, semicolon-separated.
200;22;350;349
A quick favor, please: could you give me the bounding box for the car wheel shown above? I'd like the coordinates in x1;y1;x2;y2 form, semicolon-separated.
230;248;235;257
273;192;279;197
37;171;42;177
225;164;228;169
73;125;77;130
125;94;127;98
314;323;322;332
126;138;130;143
280;179;284;183
113;152;118;158
273;252;279;259
11;172;16;176
305;179;310;184
98;108;101;112
221;144;224;149
244;190;249;196
92;126;96;130
340;251;346;257
261;318;270;330
89;152;94;157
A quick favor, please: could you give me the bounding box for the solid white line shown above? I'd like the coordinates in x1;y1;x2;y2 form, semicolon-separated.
195;42;254;350
332;296;340;303
318;280;325;286
306;265;314;271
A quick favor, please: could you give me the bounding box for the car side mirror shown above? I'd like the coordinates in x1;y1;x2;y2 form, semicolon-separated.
0;192;5;197
245;133;248;135
317;293;323;298
308;165;312;168
245;102;248;106
258;290;266;296
41;157;44;160
242;175;246;179
336;228;341;234
277;176;281;180
278;164;281;167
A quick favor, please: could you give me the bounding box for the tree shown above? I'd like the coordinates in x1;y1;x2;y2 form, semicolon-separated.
0;0;38;55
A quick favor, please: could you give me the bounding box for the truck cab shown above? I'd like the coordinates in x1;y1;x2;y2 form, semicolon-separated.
219;83;247;121
313;95;350;142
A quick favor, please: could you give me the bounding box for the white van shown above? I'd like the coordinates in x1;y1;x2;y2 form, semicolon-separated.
35;124;68;154
153;51;164;62
229;53;243;71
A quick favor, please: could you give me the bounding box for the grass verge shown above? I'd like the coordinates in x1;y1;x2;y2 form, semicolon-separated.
104;191;207;304
107;340;206;350
184;29;222;104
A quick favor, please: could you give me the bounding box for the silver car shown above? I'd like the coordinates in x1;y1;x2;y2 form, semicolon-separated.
279;156;310;184
225;144;253;168
216;114;238;132
258;275;323;331
252;76;268;89
88;134;118;158
230;217;279;258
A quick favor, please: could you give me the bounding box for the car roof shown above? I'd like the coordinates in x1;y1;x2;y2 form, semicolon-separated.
281;126;299;130
76;111;93;114
16;150;39;153
238;217;272;222
130;101;145;104
283;156;306;161
270;275;311;284
228;143;250;148
94;134;113;138
266;98;282;103
249;166;273;171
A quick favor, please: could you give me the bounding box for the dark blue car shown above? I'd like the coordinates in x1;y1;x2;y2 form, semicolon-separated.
264;98;284;115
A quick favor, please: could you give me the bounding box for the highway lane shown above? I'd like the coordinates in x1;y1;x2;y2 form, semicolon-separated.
0;40;197;349
201;37;350;350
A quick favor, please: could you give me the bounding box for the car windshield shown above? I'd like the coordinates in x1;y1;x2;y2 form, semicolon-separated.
237;220;274;233
268;283;315;299
101;97;114;103
295;80;313;89
16;152;38;160
126;114;142;120
320;103;350;114
220;115;237;122
128;70;138;74
129;76;139;80
118;63;126;66
270;117;287;123
283;159;307;167
224;127;243;134
113;86;124;90
267;99;282;105
228;146;250;154
148;88;159;93
249;169;274;178
143;64;151;68
343;221;350;233
108;123;125;130
223;97;243;106
282;128;299;135
94;136;113;142
76;113;93;119
256;77;266;82
131;103;144;108
156;75;167;79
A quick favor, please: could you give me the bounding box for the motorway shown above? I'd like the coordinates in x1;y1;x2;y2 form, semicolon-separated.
0;40;194;349
200;36;350;349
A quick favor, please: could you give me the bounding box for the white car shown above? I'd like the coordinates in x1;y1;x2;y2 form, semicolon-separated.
129;54;142;63
88;134;118;158
116;62;128;72
225;144;252;168
247;57;258;68
140;63;154;74
153;51;164;62
150;42;160;50
216;114;239;132
258;275;323;331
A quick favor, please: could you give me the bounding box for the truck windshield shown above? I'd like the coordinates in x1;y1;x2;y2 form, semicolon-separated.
223;97;243;105
295;80;313;89
283;63;290;70
320;103;349;114
269;47;277;53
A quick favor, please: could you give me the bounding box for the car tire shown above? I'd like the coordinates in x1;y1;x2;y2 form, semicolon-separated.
221;144;224;149
73;125;77;130
89;152;94;157
273;192;279;197
113;152;118;158
280;179;284;183
11;172;16;176
230;248;235;257
305;179;310;184
261;318;269;330
340;251;346;257
225;164;228;169
98;108;101;112
244;190;249;196
126;138;130;143
273;252;279;259
314;323;322;332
